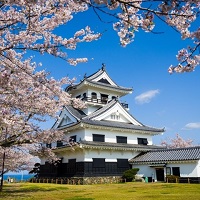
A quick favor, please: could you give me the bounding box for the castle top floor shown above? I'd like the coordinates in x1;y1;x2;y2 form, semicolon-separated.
65;65;133;111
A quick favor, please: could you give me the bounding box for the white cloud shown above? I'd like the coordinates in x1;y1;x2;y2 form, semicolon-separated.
135;89;160;104
184;122;200;130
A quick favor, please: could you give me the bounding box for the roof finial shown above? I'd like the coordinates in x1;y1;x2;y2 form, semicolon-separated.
102;63;106;70
84;73;87;79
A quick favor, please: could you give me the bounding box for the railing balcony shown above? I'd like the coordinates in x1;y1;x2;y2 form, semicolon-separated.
82;97;129;109
82;97;107;104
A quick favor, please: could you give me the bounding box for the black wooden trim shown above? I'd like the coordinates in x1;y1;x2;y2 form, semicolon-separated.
39;161;130;178
93;158;105;168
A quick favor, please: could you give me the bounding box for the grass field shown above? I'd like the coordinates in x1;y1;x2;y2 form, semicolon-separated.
0;182;200;200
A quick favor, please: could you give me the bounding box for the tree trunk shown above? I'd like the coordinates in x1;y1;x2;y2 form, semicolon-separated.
0;151;6;192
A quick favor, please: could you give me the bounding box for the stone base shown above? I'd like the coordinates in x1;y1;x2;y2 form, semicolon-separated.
32;176;123;185
82;176;123;184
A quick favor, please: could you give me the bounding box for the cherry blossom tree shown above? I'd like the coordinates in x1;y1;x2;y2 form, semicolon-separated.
87;0;200;73
0;0;99;190
161;133;193;148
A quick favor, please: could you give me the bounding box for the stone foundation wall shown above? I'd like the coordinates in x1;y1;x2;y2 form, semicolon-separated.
82;176;123;184
32;176;124;185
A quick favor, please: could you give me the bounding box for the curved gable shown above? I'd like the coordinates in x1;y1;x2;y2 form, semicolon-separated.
85;100;142;126
52;108;79;129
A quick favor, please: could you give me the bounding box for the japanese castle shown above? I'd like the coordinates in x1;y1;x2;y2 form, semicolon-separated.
39;66;165;183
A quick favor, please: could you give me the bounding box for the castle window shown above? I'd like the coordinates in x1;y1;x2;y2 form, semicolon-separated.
138;138;148;145
82;93;87;100
57;141;63;147
46;143;52;148
91;92;97;99
172;167;180;176
166;167;171;175
111;114;115;120
93;158;105;168
76;95;81;99
101;94;108;103
93;134;105;142
111;111;120;120
117;159;129;168
69;135;76;143
116;136;127;144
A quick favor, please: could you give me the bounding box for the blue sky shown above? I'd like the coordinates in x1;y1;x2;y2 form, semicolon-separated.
37;9;200;145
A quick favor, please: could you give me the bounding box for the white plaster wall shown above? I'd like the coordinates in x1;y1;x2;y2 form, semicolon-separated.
132;165;155;178
64;129;85;143
69;87;87;98
40;149;85;164
83;149;140;162
103;114;130;123
50;129;85;148
83;106;100;115
167;162;199;177
41;148;141;164
56;149;85;163
197;160;200;177
84;128;153;145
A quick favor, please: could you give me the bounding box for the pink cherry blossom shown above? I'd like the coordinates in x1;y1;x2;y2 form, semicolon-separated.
161;133;193;148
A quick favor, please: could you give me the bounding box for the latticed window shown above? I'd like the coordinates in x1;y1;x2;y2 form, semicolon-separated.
117;159;129;168
111;114;115;119
111;111;120;120
172;167;180;176
69;135;76;143
93;134;105;142
138;138;148;145
93;158;105;168
91;92;97;99
116;136;127;143
57;141;63;147
46;143;52;148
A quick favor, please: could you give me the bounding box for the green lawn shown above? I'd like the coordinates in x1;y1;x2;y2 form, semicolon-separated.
0;182;200;200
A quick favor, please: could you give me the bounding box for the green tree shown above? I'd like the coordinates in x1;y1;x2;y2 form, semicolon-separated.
122;168;139;182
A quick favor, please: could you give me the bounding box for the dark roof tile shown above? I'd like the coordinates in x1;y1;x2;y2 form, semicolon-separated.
79;141;164;151
129;146;200;163
82;119;164;133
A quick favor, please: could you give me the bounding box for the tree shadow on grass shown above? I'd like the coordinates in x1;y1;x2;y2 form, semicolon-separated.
0;184;69;199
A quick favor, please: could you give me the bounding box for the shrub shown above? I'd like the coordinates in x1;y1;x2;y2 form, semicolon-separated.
122;168;139;182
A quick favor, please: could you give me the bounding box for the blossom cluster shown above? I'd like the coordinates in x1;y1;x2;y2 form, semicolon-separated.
88;0;200;72
0;0;92;173
161;133;193;148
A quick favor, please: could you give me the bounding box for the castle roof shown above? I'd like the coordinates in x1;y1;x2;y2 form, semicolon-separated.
129;146;200;164
79;141;165;152
54;140;164;153
56;99;164;135
65;66;133;96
